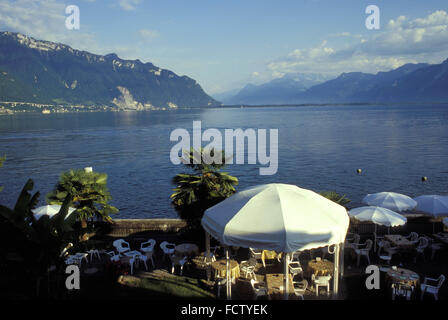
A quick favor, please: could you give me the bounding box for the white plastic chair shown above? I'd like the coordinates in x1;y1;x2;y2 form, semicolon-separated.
87;249;101;262
249;248;262;260
250;279;268;300
106;250;121;262
291;250;301;260
353;239;373;266
349;234;361;250
113;239;131;254
373;232;384;253
292;279;308;300
134;253;149;273
312;274;331;296
65;254;85;267
405;232;419;242
377;240;398;265
420;274;445;300
240;258;257;280
413;237;429;263
140;239;156;253
426;237;443;260
140;239;156;268
71;252;89;266
203;245;220;263
215;275;227;299
288;254;303;276
202;251;217;264
65;256;78;266
249;248;264;267
160;241;176;261
111;251;142;275
170;255;188;275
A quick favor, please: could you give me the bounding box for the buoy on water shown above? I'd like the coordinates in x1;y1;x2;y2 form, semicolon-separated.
421;176;428;182
357;169;362;174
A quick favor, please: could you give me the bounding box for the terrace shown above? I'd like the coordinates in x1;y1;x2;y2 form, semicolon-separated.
5;218;444;301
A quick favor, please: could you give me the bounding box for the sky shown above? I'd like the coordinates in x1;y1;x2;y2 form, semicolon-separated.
1;0;448;96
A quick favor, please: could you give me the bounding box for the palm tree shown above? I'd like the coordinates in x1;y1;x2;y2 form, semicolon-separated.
171;148;238;232
319;190;351;207
46;168;118;228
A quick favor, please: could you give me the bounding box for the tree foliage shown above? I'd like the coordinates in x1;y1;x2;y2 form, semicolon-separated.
319;190;351;207
171;148;238;231
46;169;118;223
0;179;78;296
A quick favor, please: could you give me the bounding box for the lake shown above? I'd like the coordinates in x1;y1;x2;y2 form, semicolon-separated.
1;104;448;219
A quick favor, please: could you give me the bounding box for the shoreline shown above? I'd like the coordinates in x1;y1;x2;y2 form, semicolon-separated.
2;101;448;116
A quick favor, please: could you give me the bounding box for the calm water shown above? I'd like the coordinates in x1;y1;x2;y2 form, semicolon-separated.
1;104;448;219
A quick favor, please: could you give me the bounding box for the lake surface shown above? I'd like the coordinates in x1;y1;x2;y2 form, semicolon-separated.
1;104;448;219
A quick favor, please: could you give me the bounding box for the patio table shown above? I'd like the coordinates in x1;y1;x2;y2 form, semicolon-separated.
384;235;414;249
211;259;240;281
265;273;296;300
261;250;282;267
307;259;334;277
386;267;420;288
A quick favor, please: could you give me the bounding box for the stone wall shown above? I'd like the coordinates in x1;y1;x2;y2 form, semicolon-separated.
96;218;187;239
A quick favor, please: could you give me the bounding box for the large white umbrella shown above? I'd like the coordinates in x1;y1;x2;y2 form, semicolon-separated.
362;192;417;212
201;183;350;300
32;204;76;220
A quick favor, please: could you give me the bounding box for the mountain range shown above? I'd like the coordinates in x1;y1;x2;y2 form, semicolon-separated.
2;31;448;108
0;31;219;109
219;60;448;105
219;73;332;105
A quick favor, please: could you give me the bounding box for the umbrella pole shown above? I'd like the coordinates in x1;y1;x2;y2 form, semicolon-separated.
339;243;345;280
225;247;231;300
205;232;210;281
333;243;340;299
284;252;290;300
374;224;378;252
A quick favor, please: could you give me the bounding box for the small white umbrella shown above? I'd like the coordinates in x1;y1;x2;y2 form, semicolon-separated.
362;192;417;212
348;206;407;231
413;195;448;233
413;195;448;217
32;204;76;220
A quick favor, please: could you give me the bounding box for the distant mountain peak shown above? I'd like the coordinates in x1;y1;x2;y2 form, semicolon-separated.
223;72;332;105
105;53;119;59
1;31;68;52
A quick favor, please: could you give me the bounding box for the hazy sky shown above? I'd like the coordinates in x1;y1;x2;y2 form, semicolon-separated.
1;0;448;95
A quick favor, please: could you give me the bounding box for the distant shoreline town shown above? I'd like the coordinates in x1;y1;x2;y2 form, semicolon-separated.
3;101;448;116
0;101;180;115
